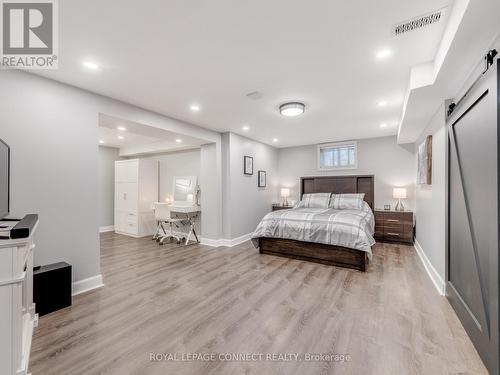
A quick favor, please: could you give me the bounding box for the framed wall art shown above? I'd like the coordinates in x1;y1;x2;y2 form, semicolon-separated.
417;135;432;185
258;170;266;187
244;156;253;175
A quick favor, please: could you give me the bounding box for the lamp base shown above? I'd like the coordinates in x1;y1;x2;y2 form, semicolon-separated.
282;198;289;207
395;199;405;211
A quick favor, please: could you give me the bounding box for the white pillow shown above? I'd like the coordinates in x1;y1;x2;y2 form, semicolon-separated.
296;193;331;208
330;193;365;210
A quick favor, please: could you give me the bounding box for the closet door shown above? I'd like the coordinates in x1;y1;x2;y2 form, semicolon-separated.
115;183;138;212
115;160;138;183
447;61;499;375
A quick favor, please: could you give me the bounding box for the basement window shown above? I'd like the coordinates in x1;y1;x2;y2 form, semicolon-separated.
317;141;358;170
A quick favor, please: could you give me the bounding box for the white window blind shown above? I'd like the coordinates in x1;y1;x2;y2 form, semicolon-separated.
317;141;357;170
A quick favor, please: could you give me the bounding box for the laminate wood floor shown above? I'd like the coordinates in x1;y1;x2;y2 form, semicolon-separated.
30;233;488;375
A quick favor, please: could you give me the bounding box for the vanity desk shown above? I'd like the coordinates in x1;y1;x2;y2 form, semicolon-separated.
154;175;201;246
169;204;201;245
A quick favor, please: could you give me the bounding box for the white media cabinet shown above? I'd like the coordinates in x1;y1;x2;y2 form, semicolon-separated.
0;219;38;375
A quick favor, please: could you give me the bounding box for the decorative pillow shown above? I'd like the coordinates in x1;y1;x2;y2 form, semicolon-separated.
296;193;331;208
329;193;365;210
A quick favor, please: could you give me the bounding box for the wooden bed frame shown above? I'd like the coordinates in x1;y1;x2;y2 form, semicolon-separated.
259;175;374;272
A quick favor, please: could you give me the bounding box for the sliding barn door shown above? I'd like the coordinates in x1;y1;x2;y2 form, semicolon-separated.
447;61;499;375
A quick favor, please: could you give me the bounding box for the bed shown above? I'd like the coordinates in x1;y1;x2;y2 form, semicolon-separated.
251;175;375;271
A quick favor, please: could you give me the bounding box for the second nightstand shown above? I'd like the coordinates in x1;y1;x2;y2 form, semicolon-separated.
374;210;413;244
272;204;294;212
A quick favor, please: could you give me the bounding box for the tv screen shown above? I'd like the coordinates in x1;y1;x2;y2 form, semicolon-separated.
0;139;9;220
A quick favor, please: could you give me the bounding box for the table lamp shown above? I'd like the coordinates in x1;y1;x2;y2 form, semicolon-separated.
393;187;407;211
281;188;290;206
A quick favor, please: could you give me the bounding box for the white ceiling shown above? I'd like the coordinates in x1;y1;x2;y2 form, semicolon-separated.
37;0;452;147
398;0;500;143
98;114;207;155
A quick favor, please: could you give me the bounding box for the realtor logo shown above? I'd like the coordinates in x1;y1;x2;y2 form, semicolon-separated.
0;0;58;69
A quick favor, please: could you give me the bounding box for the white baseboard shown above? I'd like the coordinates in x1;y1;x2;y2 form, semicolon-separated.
200;233;252;248
414;239;445;296
72;274;104;296
99;225;115;233
199;237;221;247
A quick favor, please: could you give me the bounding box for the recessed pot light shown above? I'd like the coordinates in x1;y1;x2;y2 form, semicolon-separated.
242;125;250;131
117;126;126;131
279;102;305;117
83;61;99;70
117;135;124;140
377;100;388;107
190;104;200;112
273;138;279;142
99;140;105;144
375;49;392;60
380;123;388;128
175;139;182;143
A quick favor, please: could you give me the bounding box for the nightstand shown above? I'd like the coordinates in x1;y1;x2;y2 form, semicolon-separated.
272;204;294;212
374;210;413;244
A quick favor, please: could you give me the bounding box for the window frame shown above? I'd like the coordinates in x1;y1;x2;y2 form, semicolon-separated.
317;141;358;171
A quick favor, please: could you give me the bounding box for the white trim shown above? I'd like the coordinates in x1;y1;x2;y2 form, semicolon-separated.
199;237;221;247
220;233;253;247
72;274;104;296
414;239;445;296
99;225;115;233
200;233;253;248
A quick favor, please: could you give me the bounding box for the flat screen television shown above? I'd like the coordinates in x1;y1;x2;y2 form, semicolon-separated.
0;138;10;220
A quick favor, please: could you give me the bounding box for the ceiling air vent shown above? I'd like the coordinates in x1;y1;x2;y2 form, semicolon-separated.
393;7;446;36
246;91;263;100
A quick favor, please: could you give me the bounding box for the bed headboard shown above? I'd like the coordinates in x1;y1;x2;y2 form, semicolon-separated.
300;175;374;209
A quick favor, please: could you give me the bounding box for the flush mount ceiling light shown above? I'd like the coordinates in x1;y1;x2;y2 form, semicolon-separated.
279;102;305;117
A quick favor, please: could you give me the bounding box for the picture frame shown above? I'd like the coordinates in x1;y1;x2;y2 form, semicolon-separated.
244;156;253;175
258;170;266;187
417;135;432;185
384;204;391;211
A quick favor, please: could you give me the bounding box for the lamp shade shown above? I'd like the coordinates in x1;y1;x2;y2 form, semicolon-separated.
280;188;290;198
393;188;407;199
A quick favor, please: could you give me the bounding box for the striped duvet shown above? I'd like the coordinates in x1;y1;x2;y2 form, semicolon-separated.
251;202;375;257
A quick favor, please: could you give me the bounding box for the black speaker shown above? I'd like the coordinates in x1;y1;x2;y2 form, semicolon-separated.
33;262;72;316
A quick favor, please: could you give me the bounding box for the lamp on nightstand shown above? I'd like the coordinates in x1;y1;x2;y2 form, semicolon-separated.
281;188;290;207
393;188;407;211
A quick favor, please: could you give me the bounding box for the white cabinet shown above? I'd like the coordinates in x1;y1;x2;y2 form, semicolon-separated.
114;159;158;238
0;222;38;375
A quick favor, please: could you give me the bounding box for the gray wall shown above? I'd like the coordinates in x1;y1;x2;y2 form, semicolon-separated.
139;148;201;202
99;146;121;228
415;37;500;280
278;136;416;210
223;133;279;239
133;148;202;231
413;33;500;282
200;143;221;239
0;70;223;283
414;106;446;279
1;71;101;282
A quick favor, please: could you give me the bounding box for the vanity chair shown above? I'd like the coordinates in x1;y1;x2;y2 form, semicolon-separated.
169;176;201;245
152;202;184;245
